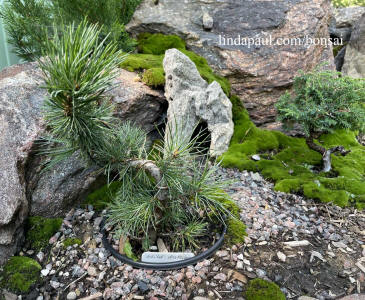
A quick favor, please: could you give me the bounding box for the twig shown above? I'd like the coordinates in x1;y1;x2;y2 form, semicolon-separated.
63;272;87;291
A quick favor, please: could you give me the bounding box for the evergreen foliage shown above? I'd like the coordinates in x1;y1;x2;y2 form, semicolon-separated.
276;69;365;137
39;20;126;169
276;69;365;172
39;22;243;252
0;0;140;61
0;0;53;61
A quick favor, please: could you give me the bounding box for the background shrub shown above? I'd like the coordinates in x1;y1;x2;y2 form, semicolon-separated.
0;0;141;60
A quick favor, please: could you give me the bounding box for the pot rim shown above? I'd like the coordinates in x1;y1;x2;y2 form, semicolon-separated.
100;218;227;270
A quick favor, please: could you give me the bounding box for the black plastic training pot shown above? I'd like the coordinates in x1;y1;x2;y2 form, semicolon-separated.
100;219;227;270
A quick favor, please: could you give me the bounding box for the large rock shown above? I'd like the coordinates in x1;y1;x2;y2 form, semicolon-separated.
163;49;233;156
334;6;365;28
0;63;41;265
342;13;365;78
0;63;166;264
127;0;335;125
329;6;365;71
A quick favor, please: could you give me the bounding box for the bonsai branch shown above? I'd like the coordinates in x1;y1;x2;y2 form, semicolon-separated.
305;135;325;155
127;159;168;202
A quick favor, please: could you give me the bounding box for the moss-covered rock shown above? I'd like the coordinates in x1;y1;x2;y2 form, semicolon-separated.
245;278;286;300
63;238;82;247
25;216;63;250
0;256;41;293
83;181;123;211
121;33;230;95
221;95;365;208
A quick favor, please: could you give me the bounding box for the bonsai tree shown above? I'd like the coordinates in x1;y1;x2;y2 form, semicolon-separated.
276;68;365;172
38;21;241;253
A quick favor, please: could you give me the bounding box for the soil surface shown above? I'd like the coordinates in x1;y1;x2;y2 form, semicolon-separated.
1;168;364;300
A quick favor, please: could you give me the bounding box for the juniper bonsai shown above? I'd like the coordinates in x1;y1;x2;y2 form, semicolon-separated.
276;69;365;172
39;21;243;252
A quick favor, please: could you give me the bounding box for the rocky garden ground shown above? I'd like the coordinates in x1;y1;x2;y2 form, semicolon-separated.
1;167;364;300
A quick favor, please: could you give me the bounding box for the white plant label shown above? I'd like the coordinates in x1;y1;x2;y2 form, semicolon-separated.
141;252;194;263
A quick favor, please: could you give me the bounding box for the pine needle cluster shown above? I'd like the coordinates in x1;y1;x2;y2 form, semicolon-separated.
0;0;141;61
40;21;233;252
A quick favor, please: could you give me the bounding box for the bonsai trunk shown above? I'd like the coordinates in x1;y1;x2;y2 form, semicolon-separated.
127;159;168;202
305;134;350;173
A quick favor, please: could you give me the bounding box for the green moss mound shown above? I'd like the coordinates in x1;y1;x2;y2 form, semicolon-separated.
26;217;63;250
63;238;82;247
226;218;246;245
142;67;165;87
83;181;123;211
137;33;186;55
246;278;286;300
0;256;41;293
216;192;246;245
121;33;230;95
221;96;365;208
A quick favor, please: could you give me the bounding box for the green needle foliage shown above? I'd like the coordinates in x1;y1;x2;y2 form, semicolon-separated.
0;0;140;61
40;21;242;252
0;0;53;61
39;20;126;168
276;68;365;171
276;69;365;137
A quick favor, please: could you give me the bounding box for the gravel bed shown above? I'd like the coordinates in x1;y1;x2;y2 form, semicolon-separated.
6;168;365;300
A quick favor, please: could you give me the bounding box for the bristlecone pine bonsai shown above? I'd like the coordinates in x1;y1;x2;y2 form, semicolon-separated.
38;21;240;253
276;68;365;173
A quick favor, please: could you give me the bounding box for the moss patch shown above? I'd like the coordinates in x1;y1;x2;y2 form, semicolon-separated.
216;192;246;245
137;33;186;55
123;241;138;261
245;278;286;300
221;96;365;208
83;181;123;211
0;256;41;293
142;67;165;87
26;216;63;250
226;218;246;245
63;238;82;247
121;33;230;95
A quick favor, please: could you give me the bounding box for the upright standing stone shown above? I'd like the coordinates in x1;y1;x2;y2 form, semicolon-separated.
163;49;233;157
